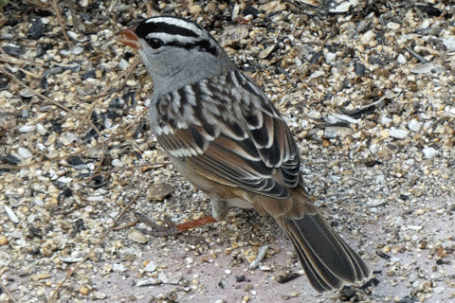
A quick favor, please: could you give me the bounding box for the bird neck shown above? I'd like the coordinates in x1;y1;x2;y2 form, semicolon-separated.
147;49;237;96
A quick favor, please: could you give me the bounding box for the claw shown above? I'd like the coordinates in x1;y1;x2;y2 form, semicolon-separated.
134;212;217;237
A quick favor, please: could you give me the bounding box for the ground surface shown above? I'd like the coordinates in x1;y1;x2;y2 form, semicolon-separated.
0;0;454;302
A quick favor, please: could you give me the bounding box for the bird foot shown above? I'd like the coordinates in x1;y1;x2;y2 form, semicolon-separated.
134;212;216;237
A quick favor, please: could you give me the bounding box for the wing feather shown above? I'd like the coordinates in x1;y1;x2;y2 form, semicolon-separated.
152;70;300;199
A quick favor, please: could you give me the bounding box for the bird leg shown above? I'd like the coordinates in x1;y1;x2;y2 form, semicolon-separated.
135;212;216;236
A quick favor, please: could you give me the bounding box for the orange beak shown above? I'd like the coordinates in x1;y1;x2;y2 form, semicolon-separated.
118;29;141;49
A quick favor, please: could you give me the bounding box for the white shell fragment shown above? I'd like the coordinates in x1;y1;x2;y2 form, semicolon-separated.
136;278;161;286
18;125;36;133
411;63;446;74
4;205;19;224
329;0;359;13
143;261;157;272
422;147;439;159
389;129;409;139
442;38;455;51
408;120;422;132
18;147;33;159
128;229;147;244
249;245;268;269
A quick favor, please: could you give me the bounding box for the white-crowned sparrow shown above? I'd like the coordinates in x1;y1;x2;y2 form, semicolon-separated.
119;16;370;292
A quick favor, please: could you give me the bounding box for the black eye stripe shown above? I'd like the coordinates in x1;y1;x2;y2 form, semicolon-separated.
168;40;218;56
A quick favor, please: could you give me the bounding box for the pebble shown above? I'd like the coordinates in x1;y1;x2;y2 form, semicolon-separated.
111;159;124;167
422;147;439;159
442;38;455;51
189;4;202;15
387;22;400;30
415;209;425;215
78;286;90;295
307;111;321;120
21;109;29;118
395;217;404;227
405;158;415;165
36;123;48;135
30;273;51;281
118;59;129;70
397;54;407;64
72;46;84;55
433;286;444;294
18;125;36;133
360;30;375;45
381;116;393;125
18;147;33;159
112;263;127;272
167;272;183;284
324;52;336;64
158;272;168;283
128;229;147;244
91;291;107;300
408;119;422;132
369;144;379;154
389;129;409;139
258;45;275;59
143;261;157;272
0;236;8;245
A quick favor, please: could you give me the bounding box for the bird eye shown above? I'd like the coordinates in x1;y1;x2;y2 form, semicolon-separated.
147;38;164;49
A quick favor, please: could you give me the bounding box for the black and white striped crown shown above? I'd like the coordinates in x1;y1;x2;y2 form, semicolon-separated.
135;16;218;56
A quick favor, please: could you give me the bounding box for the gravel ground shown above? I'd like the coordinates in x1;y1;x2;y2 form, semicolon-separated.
0;0;454;302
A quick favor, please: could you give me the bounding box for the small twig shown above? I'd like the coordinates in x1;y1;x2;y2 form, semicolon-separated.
67;0;85;32
146;2;153;17
22;0;47;9
49;178;148;302
51;0;72;46
0;279;18;303
404;47;428;64
113;218;140;231
18;67;41;79
0;49;46;68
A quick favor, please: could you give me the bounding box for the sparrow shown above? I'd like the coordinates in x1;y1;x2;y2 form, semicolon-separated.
118;16;370;292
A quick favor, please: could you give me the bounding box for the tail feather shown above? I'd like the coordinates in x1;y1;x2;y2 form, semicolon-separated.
279;213;370;292
287;230;340;292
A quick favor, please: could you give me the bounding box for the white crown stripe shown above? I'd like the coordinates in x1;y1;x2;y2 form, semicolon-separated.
144;17;204;36
145;32;200;44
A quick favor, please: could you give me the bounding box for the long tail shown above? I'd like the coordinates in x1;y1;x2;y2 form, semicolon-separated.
278;213;370;292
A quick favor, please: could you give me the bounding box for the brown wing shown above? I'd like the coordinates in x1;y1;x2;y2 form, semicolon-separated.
152;70;300;199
